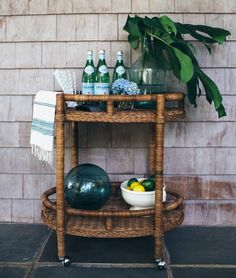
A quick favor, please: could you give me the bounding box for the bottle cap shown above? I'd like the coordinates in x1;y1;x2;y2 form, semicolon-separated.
87;50;93;55
117;50;123;55
99;49;105;54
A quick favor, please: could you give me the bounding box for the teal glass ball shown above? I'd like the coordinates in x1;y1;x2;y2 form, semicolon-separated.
64;163;111;210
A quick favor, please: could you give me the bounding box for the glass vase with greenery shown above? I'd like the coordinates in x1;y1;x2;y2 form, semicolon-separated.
124;15;230;117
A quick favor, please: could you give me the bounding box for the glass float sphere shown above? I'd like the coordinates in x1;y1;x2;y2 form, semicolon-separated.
64;163;111;210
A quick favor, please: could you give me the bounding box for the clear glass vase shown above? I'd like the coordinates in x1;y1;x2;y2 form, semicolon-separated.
129;38;167;109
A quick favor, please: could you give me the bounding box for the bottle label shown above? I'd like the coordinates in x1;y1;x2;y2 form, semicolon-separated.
94;83;110;95
99;65;108;74
85;65;94;74
116;66;125;75
82;83;94;95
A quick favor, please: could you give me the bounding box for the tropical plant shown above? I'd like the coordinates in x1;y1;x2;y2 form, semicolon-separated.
123;15;231;117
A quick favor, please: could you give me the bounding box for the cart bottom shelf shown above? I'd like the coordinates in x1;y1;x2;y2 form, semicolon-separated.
41;207;184;238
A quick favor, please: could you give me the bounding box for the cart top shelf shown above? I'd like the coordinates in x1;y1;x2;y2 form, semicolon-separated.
57;93;185;123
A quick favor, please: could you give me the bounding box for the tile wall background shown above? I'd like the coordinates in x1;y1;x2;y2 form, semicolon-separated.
0;0;235;224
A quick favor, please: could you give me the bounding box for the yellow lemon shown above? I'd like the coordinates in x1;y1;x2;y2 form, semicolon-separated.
133;184;145;192
130;181;140;190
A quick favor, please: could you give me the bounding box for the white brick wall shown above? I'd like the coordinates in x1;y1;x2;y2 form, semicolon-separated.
0;69;19;94
98;14;117;40
112;0;131;13
0;0;235;224
0;16;6;41
29;0;48;14
72;0;112;13
150;0;175;13
175;0;215;13
48;0;73;14
226;69;236;95
75;15;98;41
6;15;57;41
16;43;41;68
19;69;54;95
0;96;32;121
0;43;15;67
57;15;76;41
131;0;149;13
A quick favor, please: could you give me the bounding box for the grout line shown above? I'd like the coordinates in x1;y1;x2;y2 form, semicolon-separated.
0;262;31;267
0;39;235;44
1;66;236;70
170;264;236;268
3;261;236;270
24;229;53;278
164;240;174;278
2;12;236;16
35;262;157;268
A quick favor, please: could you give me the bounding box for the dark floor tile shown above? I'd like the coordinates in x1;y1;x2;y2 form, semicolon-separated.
33;266;167;278
40;232;155;263
172;267;236;278
165;227;236;265
0;224;49;262
0;267;27;278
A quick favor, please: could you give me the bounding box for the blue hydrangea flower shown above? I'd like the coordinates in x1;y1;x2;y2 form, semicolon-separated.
112;78;140;95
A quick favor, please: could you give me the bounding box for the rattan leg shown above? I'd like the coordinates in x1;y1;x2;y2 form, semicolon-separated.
71;122;78;167
154;95;165;261
154;176;164;260
149;123;155;175
56;94;66;260
57;230;66;258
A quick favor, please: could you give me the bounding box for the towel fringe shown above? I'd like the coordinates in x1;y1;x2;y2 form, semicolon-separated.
31;144;54;166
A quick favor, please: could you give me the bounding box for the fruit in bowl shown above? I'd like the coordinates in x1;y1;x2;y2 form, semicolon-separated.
120;177;166;210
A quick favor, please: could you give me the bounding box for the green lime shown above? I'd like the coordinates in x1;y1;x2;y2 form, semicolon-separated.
127;177;138;187
141;179;155;191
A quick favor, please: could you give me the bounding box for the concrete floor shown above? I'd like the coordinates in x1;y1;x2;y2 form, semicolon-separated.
0;224;236;278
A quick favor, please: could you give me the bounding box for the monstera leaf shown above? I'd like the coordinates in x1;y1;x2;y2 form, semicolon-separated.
124;15;231;118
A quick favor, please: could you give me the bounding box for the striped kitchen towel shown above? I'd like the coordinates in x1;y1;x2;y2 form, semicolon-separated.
30;90;58;166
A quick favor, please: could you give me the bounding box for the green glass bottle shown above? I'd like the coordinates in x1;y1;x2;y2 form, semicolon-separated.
112;50;127;82
82;50;95;95
94;49;110;95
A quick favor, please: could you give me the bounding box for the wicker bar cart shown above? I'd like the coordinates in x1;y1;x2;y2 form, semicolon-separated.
41;93;185;269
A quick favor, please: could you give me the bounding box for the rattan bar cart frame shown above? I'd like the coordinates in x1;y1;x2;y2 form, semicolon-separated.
41;93;185;269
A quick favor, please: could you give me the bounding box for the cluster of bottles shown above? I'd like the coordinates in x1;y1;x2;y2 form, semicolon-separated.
82;49;127;95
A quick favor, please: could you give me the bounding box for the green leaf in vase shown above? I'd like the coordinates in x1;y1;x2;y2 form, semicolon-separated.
160;15;177;36
128;34;139;49
193;25;231;44
198;70;226;117
123;15;143;38
172;48;194;83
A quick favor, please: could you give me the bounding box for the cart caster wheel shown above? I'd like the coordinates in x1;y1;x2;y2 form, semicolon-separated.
59;256;71;267
155;259;166;270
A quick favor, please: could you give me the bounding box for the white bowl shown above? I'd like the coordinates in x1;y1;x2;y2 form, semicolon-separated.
120;178;166;210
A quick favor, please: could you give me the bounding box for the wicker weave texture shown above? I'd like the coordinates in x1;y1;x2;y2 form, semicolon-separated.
41;207;184;238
